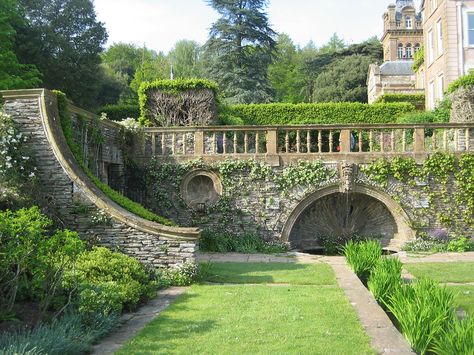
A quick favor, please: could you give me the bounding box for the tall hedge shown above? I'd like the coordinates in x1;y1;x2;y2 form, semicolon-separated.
219;102;416;126
139;79;219;126
374;94;425;109
99;104;140;121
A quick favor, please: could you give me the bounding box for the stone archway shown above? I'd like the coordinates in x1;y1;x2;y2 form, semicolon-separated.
281;185;414;251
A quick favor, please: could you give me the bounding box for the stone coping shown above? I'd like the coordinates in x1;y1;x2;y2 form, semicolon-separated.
0;89;200;241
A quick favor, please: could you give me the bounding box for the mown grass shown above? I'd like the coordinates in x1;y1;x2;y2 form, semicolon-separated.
450;286;474;315
404;262;474;283
203;262;336;285
117;263;374;355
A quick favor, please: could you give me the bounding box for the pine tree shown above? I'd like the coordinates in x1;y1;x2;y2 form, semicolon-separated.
204;0;277;104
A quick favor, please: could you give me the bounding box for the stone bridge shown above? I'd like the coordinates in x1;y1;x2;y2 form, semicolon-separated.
2;89;474;267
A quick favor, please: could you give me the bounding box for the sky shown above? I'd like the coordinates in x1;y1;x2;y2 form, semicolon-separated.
94;0;422;53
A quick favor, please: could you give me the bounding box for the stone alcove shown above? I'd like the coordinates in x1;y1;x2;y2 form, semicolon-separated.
180;170;223;210
281;185;414;251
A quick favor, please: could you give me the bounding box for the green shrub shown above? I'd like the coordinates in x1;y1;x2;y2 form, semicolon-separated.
158;261;200;287
446;236;473;252
343;240;382;282
199;231;288;254
63;247;157;315
387;279;454;355
374;93;425;108
219;102;415;126
412;47;424;72
447;72;474;94
396;111;441;124
367;257;402;307
431;316;474;355
0;312;118;355
98;104;140;121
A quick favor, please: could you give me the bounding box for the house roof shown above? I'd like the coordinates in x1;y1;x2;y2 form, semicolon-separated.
379;61;415;75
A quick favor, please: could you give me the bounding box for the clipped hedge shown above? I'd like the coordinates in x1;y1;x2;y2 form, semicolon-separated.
98;104;140;121
219;102;415;126
139;79;219;126
374;93;425;109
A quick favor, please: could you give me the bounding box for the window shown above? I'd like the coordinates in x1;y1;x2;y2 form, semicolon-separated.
429;81;436;109
437;74;444;101
468;13;474;46
397;44;404;59
406;16;413;29
414;43;421;53
428;29;434;64
406;43;413;58
437;20;443;55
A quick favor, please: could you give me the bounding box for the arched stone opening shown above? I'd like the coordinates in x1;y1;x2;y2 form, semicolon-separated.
282;185;413;251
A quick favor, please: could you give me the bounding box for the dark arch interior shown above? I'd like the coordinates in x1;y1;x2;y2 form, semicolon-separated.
289;192;398;251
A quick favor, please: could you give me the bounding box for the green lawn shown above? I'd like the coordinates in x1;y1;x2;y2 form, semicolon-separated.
117;263;374;355
204;262;337;285
404;262;474;315
404;262;474;283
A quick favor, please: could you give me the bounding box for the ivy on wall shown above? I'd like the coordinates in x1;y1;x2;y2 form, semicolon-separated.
362;153;474;234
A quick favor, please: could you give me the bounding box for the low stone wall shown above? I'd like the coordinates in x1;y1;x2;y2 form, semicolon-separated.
1;89;199;268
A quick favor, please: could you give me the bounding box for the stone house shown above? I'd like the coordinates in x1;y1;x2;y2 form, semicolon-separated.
421;0;474;109
367;0;424;103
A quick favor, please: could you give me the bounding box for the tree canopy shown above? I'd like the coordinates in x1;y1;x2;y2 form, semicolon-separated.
204;0;277;104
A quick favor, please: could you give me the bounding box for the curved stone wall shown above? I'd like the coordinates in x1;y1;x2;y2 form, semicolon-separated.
1;89;199;268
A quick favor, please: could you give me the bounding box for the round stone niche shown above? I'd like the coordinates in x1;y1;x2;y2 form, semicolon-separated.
181;170;223;210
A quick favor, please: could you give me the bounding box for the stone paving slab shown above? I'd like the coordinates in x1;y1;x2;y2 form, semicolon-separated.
327;261;414;355
91;287;187;355
398;251;474;264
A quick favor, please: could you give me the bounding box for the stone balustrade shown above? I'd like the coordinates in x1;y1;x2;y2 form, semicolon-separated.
139;123;474;164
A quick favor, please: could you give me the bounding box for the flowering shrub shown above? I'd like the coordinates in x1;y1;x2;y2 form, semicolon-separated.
402;229;473;253
0;111;36;183
119;117;142;134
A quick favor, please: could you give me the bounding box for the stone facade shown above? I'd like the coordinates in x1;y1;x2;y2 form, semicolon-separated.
1;89;199;269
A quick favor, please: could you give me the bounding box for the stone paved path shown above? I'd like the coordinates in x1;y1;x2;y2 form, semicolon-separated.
91;287;187;355
399;251;474;264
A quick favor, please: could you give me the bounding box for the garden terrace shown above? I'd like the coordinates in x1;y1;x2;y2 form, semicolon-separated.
138;123;474;165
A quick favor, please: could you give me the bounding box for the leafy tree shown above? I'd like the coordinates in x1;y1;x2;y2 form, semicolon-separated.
130;52;170;93
204;0;277;104
169;40;204;79
268;34;303;103
319;33;346;54
312;54;373;103
0;0;41;90
14;0;108;108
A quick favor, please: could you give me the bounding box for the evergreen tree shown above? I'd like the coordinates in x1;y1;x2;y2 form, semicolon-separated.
204;0;277;104
0;0;41;90
14;0;107;108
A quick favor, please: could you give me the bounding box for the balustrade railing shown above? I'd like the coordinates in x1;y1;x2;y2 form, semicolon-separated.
140;124;474;160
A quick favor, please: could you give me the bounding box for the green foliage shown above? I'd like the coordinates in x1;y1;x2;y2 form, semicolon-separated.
139;78;219;125
447;236;473;252
0;311;118;355
98;104;140;121
274;160;337;192
199;231;288;254
63;247;157;315
54;91;175;226
168;40;204;79
15;0;108;108
447;71;474;94
0;0;42;90
312;54;373;103
367;257;402;307
220;102;415;125
157;261;201;287
432;316;474;355
412;47;424;72
374;93;425;108
204;0;277;104
396;111;443;124
387;279;455;355
343;240;382;282
455;154;474;219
